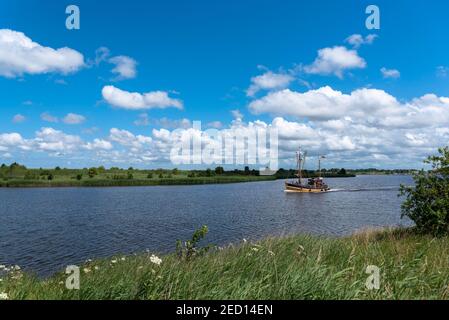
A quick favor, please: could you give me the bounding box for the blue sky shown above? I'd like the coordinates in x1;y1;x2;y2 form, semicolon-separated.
1;0;449;169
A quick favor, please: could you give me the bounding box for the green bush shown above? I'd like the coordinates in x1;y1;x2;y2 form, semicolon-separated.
400;147;449;236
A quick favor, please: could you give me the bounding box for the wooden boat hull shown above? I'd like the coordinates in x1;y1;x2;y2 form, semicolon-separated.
284;182;330;193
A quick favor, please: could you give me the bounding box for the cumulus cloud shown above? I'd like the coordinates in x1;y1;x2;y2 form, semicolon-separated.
84;139;113;150
304;46;366;78
109;55;137;80
345;34;378;48
34;127;83;152
92;47;137;80
102;85;183;110
62;113;86;125
249;86;449;129
380;67;400;79
0;29;84;78
246;71;294;96
109;128;152;150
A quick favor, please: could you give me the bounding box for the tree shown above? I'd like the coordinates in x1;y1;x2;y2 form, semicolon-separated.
76;174;83;181
338;168;347;175
215;166;224;175
88;168;98;178
400;147;449;236
172;168;179;175
244;166;250;175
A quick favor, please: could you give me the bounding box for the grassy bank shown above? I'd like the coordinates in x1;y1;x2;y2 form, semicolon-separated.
1;228;449;300
0;175;275;188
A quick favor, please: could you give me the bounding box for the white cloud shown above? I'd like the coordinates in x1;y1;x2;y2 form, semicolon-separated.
249;86;449;131
41;112;59;123
304;46;366;78
63;113;86;125
0;132;24;146
231;109;243;121
12;114;26;123
109;128;152;150
0;29;84;78
380;67;400;79
34;127;82;152
109;55;137;80
345;34;378;48
84;139;113;150
102;85;183;110
247;71;294;96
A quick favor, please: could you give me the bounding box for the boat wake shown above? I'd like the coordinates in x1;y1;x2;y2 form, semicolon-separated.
328;186;401;193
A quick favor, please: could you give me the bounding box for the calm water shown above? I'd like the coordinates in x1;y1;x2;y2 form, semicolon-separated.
0;175;412;277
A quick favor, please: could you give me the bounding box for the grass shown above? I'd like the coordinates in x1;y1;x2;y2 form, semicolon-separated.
0;175;275;188
1;228;449;300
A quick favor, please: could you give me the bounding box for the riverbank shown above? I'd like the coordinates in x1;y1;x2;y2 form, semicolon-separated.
1;228;448;300
0;175;276;188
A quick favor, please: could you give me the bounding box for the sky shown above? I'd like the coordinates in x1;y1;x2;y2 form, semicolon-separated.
1;0;449;169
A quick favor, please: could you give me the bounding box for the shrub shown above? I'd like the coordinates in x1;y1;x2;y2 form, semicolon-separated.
88;168;98;178
400;147;449;236
176;225;212;260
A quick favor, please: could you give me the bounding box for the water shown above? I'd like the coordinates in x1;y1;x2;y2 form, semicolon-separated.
0;175;413;277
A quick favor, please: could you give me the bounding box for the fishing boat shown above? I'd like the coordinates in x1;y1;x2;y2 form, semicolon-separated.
285;148;330;193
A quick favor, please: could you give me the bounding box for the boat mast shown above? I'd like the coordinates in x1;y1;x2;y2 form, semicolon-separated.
297;148;302;183
318;156;321;178
318;155;325;178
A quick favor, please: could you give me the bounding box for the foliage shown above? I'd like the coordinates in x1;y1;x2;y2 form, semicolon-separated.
176;225;213;260
88;168;98;178
400;147;449;236
215;166;224;175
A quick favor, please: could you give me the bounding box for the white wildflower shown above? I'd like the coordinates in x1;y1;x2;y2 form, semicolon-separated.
0;292;8;300
83;268;91;273
111;259;117;264
268;251;275;256
121;257;126;261
150;255;162;266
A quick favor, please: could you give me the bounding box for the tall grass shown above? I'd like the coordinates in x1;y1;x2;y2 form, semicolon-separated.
1;228;449;300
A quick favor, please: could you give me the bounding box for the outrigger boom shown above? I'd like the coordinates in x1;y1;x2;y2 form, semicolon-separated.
284;147;330;193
